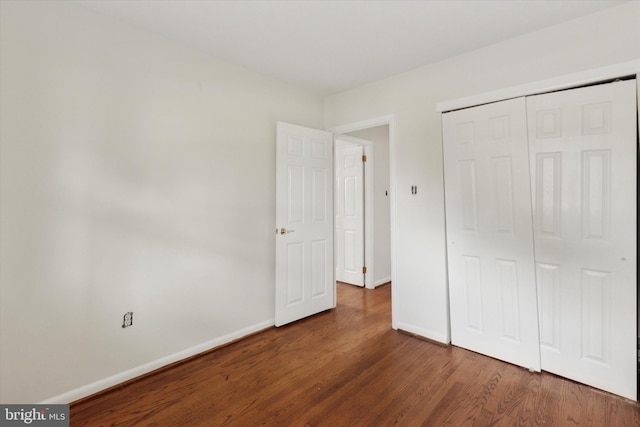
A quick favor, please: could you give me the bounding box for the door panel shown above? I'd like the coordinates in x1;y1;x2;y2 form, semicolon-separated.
275;122;334;327
443;97;541;371
335;142;364;286
527;80;637;400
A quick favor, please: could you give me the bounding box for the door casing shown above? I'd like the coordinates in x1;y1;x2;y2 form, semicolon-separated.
330;116;397;328
442;78;640;398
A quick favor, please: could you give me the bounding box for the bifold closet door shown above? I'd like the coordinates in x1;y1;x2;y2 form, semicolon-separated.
527;80;637;400
443;97;541;371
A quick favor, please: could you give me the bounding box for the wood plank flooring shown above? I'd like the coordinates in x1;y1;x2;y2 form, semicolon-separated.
71;283;640;426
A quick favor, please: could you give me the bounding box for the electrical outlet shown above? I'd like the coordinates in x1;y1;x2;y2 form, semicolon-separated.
122;312;133;328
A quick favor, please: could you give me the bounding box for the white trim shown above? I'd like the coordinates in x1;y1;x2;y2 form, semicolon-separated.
329;115;395;135
328;115;398;330
436;60;640;112
374;277;392;288
396;322;449;344
39;320;274;404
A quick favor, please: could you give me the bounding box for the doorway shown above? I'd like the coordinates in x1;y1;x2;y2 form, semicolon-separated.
275;117;396;328
335;126;391;290
332;118;395;325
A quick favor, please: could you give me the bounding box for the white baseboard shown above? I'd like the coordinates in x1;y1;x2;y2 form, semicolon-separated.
39;319;275;404
396;322;450;345
373;277;391;288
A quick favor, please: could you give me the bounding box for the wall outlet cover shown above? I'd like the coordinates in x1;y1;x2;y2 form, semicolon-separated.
122;312;133;328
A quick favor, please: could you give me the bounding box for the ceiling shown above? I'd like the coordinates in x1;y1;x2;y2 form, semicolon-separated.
75;0;630;95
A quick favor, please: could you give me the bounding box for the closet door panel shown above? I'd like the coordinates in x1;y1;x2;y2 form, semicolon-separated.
527;80;637;400
443;98;541;371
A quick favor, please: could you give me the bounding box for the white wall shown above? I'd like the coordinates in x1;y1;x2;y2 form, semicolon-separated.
324;2;640;343
0;1;324;403
347;126;391;286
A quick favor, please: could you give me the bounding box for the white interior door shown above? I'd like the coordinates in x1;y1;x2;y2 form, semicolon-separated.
275;122;335;327
335;141;364;286
443;97;541;371
527;80;637;400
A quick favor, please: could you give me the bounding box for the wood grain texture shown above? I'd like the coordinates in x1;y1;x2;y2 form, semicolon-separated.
71;283;639;426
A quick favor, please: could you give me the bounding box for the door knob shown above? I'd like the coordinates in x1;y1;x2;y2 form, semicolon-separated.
280;227;295;235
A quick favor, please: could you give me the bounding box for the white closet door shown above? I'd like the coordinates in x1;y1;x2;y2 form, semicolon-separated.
443;98;541;371
527;80;637;400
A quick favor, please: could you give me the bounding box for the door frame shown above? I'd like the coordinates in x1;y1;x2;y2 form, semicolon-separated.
437;61;639;400
329;115;397;329
436;60;640;350
334;134;374;288
436;60;639;113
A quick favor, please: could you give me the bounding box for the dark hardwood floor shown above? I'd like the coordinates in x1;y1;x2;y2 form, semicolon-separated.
71;282;640;426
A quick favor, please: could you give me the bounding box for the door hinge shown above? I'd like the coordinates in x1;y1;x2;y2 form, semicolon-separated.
362;155;367;162
362;266;367;274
